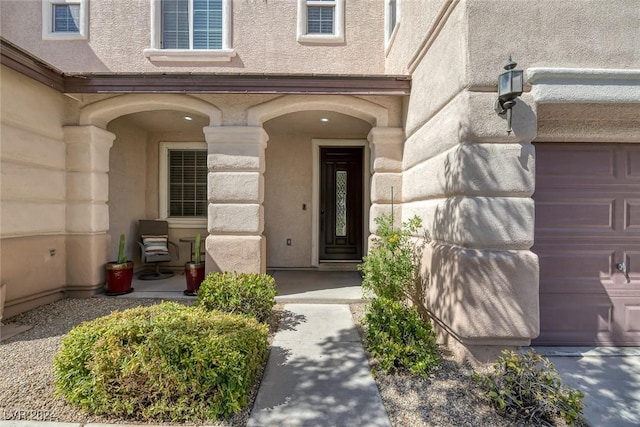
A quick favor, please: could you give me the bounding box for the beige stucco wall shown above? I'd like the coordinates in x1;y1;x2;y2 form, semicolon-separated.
465;0;640;88
107;116;149;263
0;0;385;75
263;130;313;267
386;0;540;361
0;65;68;316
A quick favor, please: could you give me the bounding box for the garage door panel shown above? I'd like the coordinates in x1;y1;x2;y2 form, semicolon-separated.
538;250;612;285
534;143;640;345
625;148;640;178
624;199;640;230
536;199;615;231
621;302;640;333
539;294;613;344
536;147;616;178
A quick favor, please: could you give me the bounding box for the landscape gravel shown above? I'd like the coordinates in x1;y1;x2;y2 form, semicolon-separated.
2;297;514;426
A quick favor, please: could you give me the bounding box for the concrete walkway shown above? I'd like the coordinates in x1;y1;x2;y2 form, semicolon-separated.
248;303;391;427
536;347;640;427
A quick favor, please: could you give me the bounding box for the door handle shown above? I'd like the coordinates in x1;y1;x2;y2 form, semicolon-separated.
616;262;630;284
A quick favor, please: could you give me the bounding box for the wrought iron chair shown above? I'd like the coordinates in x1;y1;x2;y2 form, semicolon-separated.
137;220;179;280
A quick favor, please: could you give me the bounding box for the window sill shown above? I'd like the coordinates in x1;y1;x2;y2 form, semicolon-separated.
43;32;87;41
144;48;237;63
164;218;208;229
297;34;344;44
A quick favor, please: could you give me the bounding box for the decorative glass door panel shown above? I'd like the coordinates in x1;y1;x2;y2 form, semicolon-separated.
320;147;363;260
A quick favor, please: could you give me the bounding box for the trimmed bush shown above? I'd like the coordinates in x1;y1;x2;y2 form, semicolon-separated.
364;297;439;376
474;349;585;426
54;302;268;422
197;272;277;323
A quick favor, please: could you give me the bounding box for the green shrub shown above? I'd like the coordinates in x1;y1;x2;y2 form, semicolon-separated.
54;302;269;422
360;214;424;302
197;272;277;323
364;297;439;376
474;349;585;426
359;214;439;376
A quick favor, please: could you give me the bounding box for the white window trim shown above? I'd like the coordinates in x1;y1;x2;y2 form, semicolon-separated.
384;0;400;55
159;142;208;229
144;0;236;64
42;0;88;40
297;0;344;44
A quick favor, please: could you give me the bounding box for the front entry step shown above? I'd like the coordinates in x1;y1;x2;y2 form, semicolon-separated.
317;261;361;272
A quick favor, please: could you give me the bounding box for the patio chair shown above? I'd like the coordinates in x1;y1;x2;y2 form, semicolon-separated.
137;220;179;280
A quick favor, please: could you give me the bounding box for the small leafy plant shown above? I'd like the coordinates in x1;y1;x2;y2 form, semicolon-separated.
197;272;277;323
54;302;268;422
474;349;585;426
364;297;439;375
359;214;439;376
117;233;127;264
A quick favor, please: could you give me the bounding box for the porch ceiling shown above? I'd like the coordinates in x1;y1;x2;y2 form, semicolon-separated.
263;110;371;137
120;109;371;136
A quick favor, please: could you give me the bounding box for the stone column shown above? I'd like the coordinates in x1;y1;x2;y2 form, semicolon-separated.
64;125;115;296
367;127;404;233
204;126;268;273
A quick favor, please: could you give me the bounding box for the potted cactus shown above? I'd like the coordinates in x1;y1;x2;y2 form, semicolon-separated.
105;234;134;295
184;233;205;296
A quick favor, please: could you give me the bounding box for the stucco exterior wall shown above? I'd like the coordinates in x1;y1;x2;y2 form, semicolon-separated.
263;131;313;267
465;0;640;88
386;0;540;361
0;65;67;316
107;116;149;263
384;0;448;74
0;0;385;74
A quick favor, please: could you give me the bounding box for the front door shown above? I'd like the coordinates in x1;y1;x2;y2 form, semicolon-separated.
319;147;363;261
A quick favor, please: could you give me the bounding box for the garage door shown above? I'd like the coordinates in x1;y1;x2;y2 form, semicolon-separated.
533;143;640;345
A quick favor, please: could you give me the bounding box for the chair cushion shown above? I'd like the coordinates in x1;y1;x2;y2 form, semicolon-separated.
142;235;169;256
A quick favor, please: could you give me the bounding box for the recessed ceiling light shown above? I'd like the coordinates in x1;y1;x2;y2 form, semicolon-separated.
183;116;193;121
321;118;329;122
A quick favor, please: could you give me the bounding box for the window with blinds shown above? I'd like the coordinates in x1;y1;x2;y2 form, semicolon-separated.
53;4;80;33
161;0;223;49
306;0;335;35
168;150;207;217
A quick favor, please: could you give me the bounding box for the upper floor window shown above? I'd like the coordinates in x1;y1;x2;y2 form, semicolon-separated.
162;0;222;49
42;0;88;40
297;0;344;44
145;0;236;63
385;0;400;52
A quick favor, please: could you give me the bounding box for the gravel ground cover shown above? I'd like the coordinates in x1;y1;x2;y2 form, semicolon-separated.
349;303;516;427
1;298;513;426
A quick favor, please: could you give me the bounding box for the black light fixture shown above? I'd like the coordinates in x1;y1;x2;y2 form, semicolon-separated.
495;56;524;135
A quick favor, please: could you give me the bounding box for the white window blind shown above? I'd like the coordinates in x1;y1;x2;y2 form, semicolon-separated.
53;4;80;32
161;0;223;49
307;3;334;34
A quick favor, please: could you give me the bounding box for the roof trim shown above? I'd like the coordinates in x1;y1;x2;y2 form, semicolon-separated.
1;38;410;96
0;38;65;91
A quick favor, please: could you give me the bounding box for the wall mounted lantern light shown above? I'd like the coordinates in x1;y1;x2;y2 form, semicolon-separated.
495;57;524;135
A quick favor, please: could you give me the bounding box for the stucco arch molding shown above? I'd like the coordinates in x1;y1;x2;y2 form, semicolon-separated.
247;95;389;127
79;94;222;128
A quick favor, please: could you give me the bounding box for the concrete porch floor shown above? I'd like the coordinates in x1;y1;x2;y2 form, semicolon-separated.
102;269;364;303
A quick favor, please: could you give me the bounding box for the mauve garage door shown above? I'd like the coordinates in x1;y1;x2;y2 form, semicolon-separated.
533;143;640;345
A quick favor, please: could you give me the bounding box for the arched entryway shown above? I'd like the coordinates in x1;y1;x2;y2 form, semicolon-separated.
66;94;221;292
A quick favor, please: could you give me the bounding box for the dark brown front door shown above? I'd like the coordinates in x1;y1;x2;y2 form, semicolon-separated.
320;147;363;261
533;143;640;345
